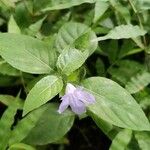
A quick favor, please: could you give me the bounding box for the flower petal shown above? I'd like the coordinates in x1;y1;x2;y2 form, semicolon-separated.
69;95;86;114
66;83;76;94
75;88;95;104
58;96;69;114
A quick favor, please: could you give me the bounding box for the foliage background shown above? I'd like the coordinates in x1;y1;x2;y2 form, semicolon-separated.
0;0;150;150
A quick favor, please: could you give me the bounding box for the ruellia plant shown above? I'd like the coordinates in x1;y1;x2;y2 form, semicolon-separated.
0;0;150;150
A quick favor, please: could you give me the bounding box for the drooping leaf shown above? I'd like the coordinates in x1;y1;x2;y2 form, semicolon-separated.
109;129;132;150
57;48;87;76
33;0;96;12
93;24;146;41
23;75;63;116
82;77;150;130
55;22;97;55
23;103;75;145
0;33;56;74
125;71;150;94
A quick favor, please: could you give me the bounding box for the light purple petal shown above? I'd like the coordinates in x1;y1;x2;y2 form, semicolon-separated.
69;95;86;114
58;96;69;114
65;83;76;94
75;88;95;104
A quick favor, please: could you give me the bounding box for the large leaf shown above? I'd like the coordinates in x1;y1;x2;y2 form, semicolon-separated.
0;33;56;74
109;129;132;150
33;0;96;12
82;77;150;130
57;48;87;76
23;75;63;116
93;24;146;41
125;71;150;94
55;22;97;55
23;103;75;145
9;104;49;145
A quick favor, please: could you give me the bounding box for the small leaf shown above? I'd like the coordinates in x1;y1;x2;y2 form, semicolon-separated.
93;24;147;41
109;129;132;150
33;0;96;12
125;71;150;94
55;22;97;55
0;58;20;76
82;77;150;130
8;143;35;150
0;33;56;74
0;95;15;106
23;75;63;116
93;0;109;23
135;131;150;150
57;48;87;76
23;103;75;145
8;15;21;34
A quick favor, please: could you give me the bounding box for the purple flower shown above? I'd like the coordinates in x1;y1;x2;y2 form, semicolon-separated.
58;83;95;114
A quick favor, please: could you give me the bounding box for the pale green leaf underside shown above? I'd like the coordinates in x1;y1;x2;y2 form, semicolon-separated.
23;75;63;116
94;24;146;41
0;33;55;74
82;77;150;130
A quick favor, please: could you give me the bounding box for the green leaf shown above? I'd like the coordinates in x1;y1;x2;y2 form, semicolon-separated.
57;48;87;76
125;71;150;94
0;58;20;76
109;129;132;150
23;103;75;145
8;15;21;34
93;1;109;23
55;22;97;55
82;77;150;130
8;143;36;150
0;33;56;74
135;131;150;150
0;95;15;106
0;97;22;150
93;24;147;41
33;0;96;12
23;75;63;116
9;104;49;145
